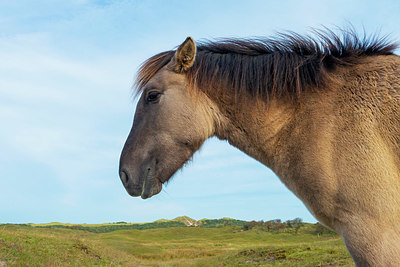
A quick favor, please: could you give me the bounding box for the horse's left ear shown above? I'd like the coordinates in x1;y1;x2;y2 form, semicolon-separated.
172;37;196;72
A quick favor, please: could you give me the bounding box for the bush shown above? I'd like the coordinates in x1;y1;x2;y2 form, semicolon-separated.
242;218;303;233
314;223;337;235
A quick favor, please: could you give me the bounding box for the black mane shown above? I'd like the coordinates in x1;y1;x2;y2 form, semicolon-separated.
136;27;398;100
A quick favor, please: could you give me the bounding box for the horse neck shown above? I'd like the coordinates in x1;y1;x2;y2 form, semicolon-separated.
208;81;340;175
209;90;299;168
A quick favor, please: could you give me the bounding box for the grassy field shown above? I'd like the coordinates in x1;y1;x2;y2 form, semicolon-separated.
0;223;353;266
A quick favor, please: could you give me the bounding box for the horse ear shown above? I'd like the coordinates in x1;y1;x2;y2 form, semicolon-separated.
172;37;196;72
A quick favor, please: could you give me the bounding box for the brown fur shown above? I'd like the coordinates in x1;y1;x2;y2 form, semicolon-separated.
120;29;400;266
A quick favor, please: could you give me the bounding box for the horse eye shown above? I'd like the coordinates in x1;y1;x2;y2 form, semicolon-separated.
146;91;161;103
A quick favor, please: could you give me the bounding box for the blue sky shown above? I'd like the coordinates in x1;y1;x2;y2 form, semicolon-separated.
0;0;399;224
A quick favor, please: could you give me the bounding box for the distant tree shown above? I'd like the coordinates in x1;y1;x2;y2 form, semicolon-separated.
243;221;259;231
292;218;303;234
273;221;286;232
264;220;273;231
261;219;286;232
243;218;305;233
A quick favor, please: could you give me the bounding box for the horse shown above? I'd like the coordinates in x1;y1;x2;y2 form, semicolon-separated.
119;28;400;266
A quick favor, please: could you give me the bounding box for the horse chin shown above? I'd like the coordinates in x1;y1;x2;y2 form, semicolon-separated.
126;152;190;199
122;168;163;199
140;180;162;199
140;170;163;199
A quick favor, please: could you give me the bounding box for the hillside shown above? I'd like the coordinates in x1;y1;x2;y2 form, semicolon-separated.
0;219;353;266
8;217;247;233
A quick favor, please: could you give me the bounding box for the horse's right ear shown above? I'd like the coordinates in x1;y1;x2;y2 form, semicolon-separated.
172;37;196;73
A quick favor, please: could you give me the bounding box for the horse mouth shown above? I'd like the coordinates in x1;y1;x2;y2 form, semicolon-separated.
120;167;162;199
140;168;162;199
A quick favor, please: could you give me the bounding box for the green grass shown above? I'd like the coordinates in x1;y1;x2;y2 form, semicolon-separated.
0;223;353;266
21;217;247;233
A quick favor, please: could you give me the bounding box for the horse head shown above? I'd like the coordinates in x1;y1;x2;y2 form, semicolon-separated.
119;38;218;199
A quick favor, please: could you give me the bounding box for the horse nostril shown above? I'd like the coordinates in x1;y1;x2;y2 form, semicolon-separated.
119;170;129;186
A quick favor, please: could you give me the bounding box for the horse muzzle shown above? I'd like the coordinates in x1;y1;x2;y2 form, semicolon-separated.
119;166;162;199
